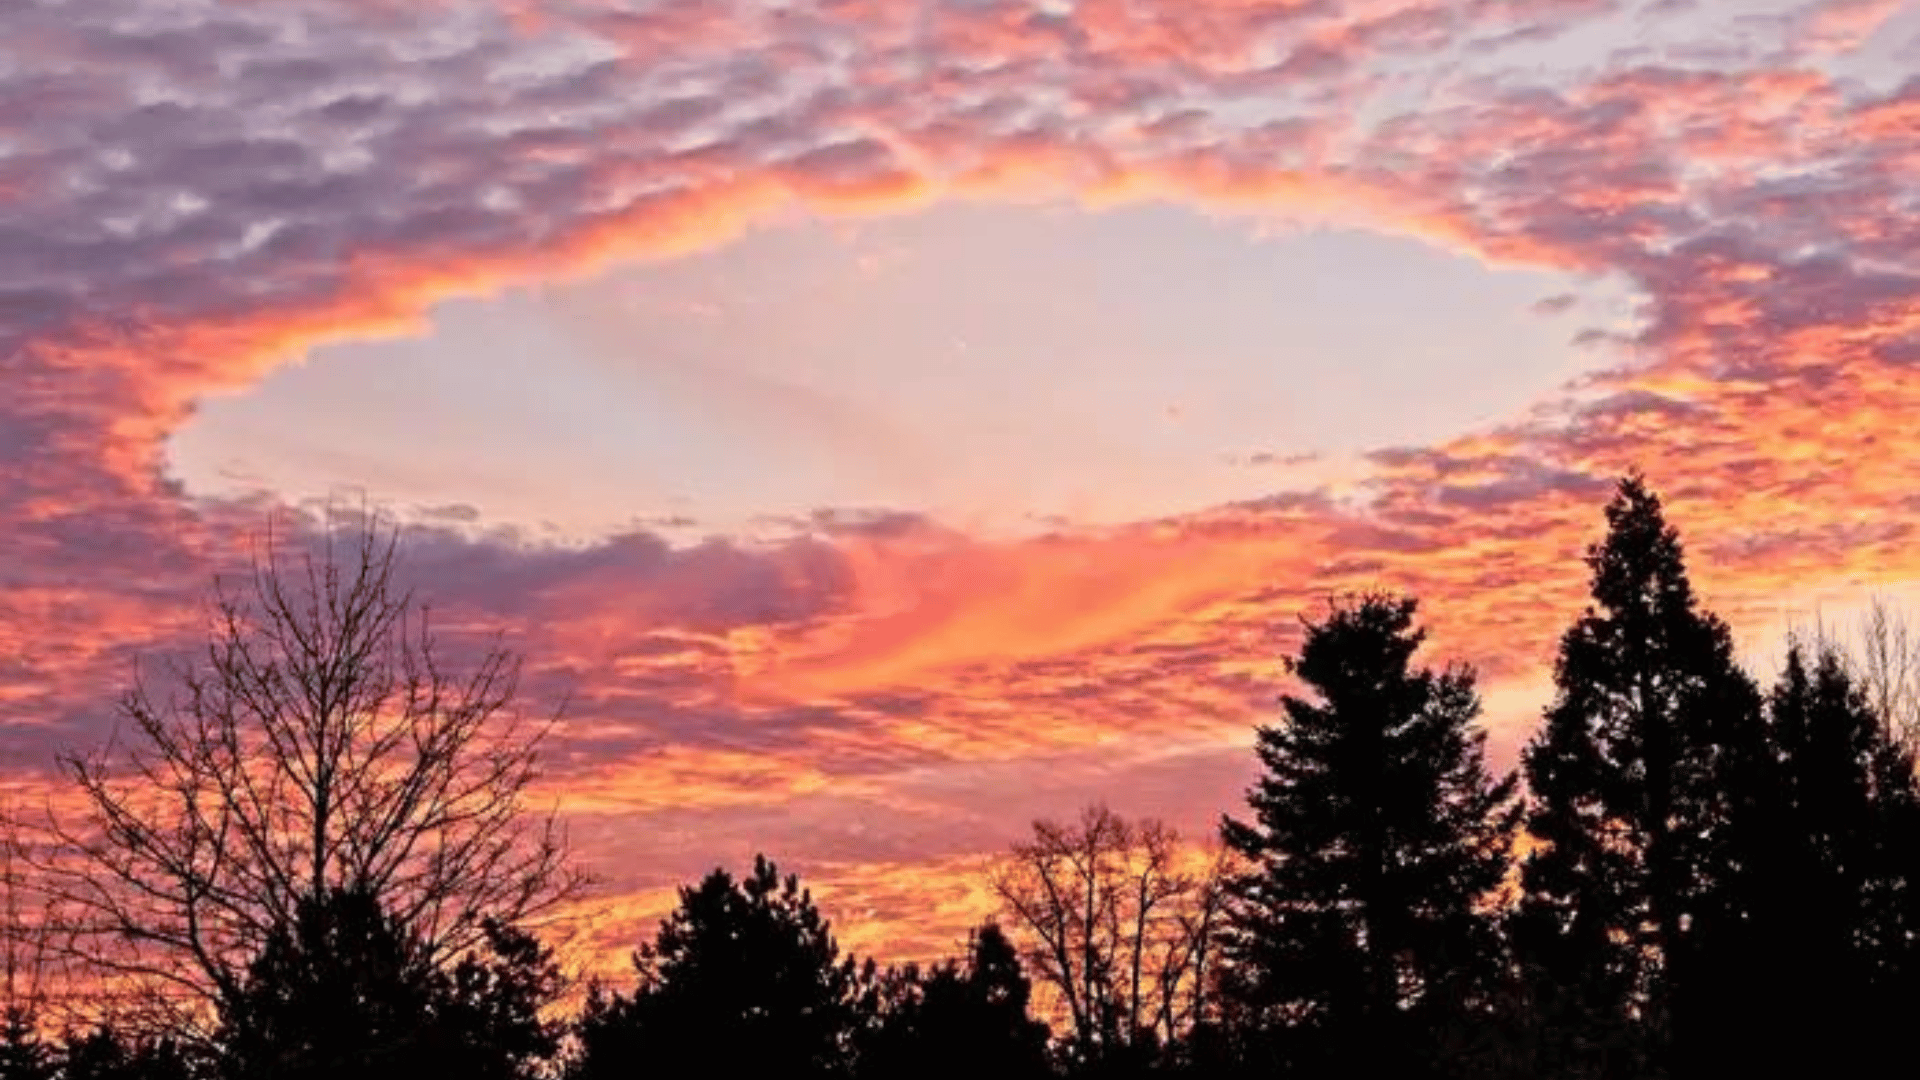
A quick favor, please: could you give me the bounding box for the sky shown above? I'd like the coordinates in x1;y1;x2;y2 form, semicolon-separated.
4;0;1920;972
170;203;1617;538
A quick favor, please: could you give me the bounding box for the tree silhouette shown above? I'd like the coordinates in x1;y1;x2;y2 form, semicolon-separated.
1218;592;1520;1079
1513;474;1766;1078
1729;642;1920;1077
1;811;59;1080
571;856;865;1080
1810;596;1920;751
57;1028;198;1080
0;1004;55;1080
217;884;563;1080
217;885;438;1080
33;515;583;1034
855;922;1051;1080
989;805;1229;1071
438;917;568;1080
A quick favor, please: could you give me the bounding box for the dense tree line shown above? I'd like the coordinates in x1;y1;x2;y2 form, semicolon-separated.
6;475;1920;1078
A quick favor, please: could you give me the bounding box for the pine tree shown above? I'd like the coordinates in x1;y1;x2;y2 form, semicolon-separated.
1218;593;1520;1079
1747;643;1920;1075
571;856;866;1080
217;885;562;1080
957;923;1053;1076
855;922;1051;1080
1513;473;1765;1078
219;886;439;1080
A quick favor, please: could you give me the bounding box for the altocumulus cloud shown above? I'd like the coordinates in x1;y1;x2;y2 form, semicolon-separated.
0;0;1918;968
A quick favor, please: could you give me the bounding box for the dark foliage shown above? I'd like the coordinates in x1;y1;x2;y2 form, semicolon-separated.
571;856;866;1080
217;885;561;1080
856;922;1051;1079
0;1005;55;1080
1219;592;1522;1079
1728;643;1920;1076
55;1029;198;1080
1512;475;1769;1078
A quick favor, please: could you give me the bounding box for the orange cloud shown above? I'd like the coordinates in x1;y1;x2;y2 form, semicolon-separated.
5;0;1920;974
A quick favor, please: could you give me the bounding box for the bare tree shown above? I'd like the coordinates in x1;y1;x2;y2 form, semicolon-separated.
987;804;1233;1064
1;807;59;1058
1800;594;1920;750
30;514;586;1035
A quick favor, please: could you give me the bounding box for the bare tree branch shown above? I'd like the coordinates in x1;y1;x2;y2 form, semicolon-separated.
24;509;589;1039
1798;594;1920;751
988;803;1234;1065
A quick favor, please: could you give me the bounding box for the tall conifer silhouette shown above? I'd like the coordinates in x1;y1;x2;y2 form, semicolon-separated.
1220;593;1519;1079
1739;643;1920;1076
1514;474;1764;1077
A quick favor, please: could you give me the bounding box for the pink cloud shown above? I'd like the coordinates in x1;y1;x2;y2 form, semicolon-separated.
2;0;1920;971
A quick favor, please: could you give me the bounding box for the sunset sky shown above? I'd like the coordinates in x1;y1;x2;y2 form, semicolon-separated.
5;0;1920;972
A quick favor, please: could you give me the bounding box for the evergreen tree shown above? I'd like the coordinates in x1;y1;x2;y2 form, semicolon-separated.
0;1004;54;1080
1218;593;1521;1079
1748;643;1920;1075
218;886;438;1080
1513;473;1765;1078
437;920;567;1080
1863;694;1920;1015
855;922;1051;1080
57;1029;198;1080
217;885;561;1080
571;856;866;1080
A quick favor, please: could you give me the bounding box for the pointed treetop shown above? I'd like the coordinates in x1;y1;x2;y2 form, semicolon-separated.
1587;472;1698;621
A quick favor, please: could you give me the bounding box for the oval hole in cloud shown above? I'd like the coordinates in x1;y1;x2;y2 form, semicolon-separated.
163;199;1626;541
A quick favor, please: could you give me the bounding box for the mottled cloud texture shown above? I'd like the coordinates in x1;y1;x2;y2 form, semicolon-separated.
3;0;1919;972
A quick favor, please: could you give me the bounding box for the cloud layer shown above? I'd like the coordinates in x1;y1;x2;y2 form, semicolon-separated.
3;0;1919;973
